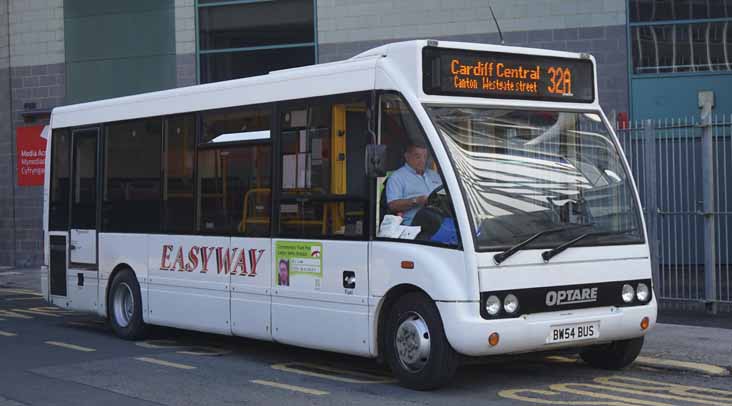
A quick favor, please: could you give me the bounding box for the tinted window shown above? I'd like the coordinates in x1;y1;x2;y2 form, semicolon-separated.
199;0;314;50
102;119;162;232
198;144;272;235
631;22;732;74
197;0;315;83
163;115;195;233
50;129;70;230
630;0;731;22
200;105;271;144
71;129;98;229
199;46;315;83
277;95;370;238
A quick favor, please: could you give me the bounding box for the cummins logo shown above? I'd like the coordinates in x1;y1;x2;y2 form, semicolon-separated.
546;287;598;306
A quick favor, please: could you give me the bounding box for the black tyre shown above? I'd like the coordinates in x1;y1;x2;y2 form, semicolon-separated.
580;336;644;369
383;292;458;390
108;269;147;340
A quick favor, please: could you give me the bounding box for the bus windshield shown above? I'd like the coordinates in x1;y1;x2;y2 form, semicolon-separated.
426;107;644;252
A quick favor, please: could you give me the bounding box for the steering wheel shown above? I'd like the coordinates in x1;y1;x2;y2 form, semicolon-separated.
425;184;449;216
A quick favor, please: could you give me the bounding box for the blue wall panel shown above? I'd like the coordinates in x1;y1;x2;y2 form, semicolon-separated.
632;74;732;120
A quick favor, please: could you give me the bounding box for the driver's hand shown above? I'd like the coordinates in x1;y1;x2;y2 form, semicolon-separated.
415;195;428;206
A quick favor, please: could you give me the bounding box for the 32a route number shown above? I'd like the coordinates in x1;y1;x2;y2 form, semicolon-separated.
547;66;573;96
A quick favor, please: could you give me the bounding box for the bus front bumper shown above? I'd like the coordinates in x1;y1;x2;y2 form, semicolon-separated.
436;300;657;357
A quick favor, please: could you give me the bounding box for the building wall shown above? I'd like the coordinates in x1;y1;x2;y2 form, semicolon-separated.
317;0;630;116
0;0;13;266
175;0;196;87
0;0;65;267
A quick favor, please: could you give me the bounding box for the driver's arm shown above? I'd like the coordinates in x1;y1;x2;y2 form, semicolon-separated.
388;196;427;213
386;175;427;214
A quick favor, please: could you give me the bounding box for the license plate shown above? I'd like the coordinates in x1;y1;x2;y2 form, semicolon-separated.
546;321;599;344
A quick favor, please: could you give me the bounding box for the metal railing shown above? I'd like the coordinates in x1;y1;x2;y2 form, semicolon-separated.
615;112;732;312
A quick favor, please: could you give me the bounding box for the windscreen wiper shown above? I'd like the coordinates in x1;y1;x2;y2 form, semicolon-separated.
541;227;638;262
493;223;594;265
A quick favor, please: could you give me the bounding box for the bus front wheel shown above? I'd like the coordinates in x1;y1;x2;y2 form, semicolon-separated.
580;336;644;369
384;292;458;390
108;269;147;340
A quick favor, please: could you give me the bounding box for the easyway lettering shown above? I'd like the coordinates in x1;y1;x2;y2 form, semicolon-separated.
160;244;265;276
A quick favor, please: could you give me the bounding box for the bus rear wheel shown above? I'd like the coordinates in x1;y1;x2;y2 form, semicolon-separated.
580;336;644;369
384;292;458;390
108;269;147;340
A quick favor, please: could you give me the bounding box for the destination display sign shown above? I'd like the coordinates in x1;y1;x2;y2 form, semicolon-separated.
422;47;595;103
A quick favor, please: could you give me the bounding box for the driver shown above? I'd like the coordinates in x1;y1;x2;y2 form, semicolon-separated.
386;142;443;225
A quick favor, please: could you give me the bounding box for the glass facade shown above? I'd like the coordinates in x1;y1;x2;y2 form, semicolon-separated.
630;0;732;74
197;0;316;83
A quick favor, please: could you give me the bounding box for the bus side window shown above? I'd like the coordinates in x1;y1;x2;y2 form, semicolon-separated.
277;94;369;238
197;105;272;236
377;94;458;247
163;115;196;234
102;118;163;233
49;129;71;231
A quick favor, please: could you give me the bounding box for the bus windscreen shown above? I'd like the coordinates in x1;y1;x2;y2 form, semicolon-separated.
422;46;595;103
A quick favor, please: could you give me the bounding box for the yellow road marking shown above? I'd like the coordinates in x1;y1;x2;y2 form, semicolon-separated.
30;306;77;315
12;308;60;317
635;356;730;377
0;330;17;337
545;355;578;364
250;380;329;396
499;375;732;405
595;376;732;403
271;362;396;384
555;382;730;406
45;341;96;352
498;388;653;405
135;357;196;370
135;339;186;349
0;310;33;319
4;296;42;301
0;288;42;297
177;346;231;356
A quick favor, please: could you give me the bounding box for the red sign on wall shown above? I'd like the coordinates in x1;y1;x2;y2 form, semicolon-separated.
16;125;47;186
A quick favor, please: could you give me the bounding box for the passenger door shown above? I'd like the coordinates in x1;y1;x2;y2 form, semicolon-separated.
271;94;372;356
69;128;99;266
65;127;100;312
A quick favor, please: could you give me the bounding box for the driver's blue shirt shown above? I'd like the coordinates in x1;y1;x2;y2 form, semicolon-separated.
386;163;442;225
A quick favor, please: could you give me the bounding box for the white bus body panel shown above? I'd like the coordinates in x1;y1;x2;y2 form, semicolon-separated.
147;235;231;335
41;125;51;300
62;268;99;313
369;242;468;301
272;239;370;357
438;298;657;357
230;237;271;341
69;229;96;264
99;233;150;318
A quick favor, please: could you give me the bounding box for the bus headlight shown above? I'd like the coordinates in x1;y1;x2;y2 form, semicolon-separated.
636;283;650;302
485;295;501;316
621;284;635;303
503;294;519;314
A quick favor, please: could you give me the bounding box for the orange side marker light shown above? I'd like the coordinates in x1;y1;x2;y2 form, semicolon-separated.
401;261;414;269
488;332;500;347
640;317;650;330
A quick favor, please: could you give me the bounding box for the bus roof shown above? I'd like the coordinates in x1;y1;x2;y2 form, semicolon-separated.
51;40;598;129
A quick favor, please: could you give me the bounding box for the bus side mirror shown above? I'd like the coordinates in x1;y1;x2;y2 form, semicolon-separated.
365;144;386;177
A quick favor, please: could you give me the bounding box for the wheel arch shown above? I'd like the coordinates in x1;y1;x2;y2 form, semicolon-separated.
104;263;136;319
374;283;436;359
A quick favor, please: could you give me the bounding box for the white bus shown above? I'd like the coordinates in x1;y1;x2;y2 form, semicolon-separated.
43;40;656;390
